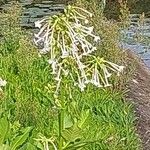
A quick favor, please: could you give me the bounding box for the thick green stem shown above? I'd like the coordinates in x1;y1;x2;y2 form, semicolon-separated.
58;108;64;150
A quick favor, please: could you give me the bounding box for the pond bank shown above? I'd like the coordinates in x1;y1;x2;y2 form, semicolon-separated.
127;50;150;150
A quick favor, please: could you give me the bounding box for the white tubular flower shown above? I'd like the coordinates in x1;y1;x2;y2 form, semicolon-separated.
91;67;102;87
77;74;86;91
34;24;48;39
101;65;112;87
34;36;44;46
104;60;124;76
87;57;124;88
35;18;46;28
48;59;57;74
104;67;112;78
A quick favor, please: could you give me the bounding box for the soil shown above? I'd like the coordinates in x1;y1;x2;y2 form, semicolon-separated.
127;50;150;150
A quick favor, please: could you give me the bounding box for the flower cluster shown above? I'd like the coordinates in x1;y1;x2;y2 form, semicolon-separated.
34;5;124;93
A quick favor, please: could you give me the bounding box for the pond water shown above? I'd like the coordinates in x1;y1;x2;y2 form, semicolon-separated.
0;0;65;28
121;14;150;68
0;0;150;68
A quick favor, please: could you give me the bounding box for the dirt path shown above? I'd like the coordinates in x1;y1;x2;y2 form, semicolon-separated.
127;50;150;150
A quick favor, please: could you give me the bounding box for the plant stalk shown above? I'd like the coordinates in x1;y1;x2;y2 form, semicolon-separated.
58;108;64;150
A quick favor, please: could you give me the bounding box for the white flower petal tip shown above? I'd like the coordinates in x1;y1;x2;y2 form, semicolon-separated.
38;54;42;58
93;82;103;87
63;70;69;76
75;23;82;27
104;84;112;87
54;77;61;81
132;79;138;84
88;26;94;32
84;80;91;84
39;47;49;54
94;36;100;42
61;51;69;58
90;80;103;88
106;73;112;78
34;33;39;38
35;21;42;28
89;13;93;17
119;66;124;72
91;47;97;52
85;19;89;24
0;78;7;87
79;84;86;92
117;66;124;76
48;59;54;64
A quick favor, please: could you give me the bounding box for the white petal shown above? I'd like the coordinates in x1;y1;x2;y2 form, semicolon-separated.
35;21;42;28
85;19;89;24
88;26;94;32
40;47;49;54
48;59;55;64
0;79;7;87
61;51;69;58
94;36;100;42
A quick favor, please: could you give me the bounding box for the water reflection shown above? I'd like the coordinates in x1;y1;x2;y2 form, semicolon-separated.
121;14;150;68
0;0;65;28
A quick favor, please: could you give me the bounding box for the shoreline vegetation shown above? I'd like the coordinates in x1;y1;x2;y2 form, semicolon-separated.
0;0;145;149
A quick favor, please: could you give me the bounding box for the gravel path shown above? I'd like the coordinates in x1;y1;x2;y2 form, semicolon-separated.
127;50;150;150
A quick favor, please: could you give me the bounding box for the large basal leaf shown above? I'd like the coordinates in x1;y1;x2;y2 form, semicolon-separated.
10;127;33;150
62;125;82;143
63;141;89;150
0;117;10;145
64;112;74;129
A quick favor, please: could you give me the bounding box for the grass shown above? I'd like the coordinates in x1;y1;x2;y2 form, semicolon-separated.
0;1;141;150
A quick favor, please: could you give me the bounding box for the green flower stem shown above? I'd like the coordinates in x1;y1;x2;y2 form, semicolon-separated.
58;107;64;150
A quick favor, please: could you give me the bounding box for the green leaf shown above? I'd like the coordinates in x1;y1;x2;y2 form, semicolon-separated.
64;112;73;129
63;141;91;150
10;127;33;150
0;117;10;145
35;142;44;150
78;110;90;128
62;125;82;143
0;144;10;150
19;142;36;150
